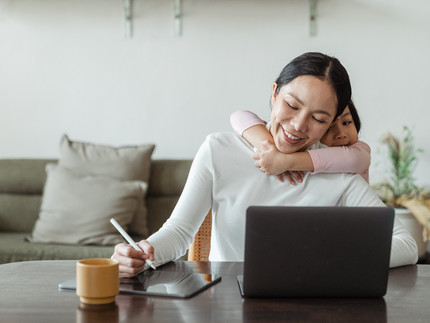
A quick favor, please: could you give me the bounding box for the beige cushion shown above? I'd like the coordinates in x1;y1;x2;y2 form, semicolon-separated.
29;164;147;245
59;135;155;182
58;135;155;236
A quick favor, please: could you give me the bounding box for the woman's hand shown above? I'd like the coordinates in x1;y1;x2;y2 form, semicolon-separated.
111;240;155;277
277;171;305;185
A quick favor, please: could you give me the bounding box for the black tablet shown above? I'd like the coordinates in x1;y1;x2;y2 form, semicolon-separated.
59;270;221;299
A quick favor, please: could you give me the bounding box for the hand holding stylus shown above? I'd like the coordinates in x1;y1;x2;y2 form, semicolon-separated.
110;218;156;270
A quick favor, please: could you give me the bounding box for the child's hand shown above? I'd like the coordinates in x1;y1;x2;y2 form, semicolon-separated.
253;140;304;185
253;140;290;176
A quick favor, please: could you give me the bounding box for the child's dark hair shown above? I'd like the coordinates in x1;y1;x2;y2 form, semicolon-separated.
348;100;361;133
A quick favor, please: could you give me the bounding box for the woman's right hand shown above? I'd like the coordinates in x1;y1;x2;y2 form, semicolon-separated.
111;240;155;277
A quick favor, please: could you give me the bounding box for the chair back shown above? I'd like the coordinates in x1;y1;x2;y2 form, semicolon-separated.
187;210;212;261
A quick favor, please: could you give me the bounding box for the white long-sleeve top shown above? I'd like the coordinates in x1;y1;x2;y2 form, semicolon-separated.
147;133;418;268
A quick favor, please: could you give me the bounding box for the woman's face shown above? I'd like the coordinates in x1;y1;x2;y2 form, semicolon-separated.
269;75;338;154
320;107;358;147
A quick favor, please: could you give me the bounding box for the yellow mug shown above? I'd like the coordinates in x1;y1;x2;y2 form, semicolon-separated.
76;258;119;305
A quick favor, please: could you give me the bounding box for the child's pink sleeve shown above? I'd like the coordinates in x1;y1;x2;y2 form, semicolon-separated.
308;141;371;183
230;110;267;136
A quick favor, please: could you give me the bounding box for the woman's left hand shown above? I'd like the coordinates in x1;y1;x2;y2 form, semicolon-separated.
277;171;305;185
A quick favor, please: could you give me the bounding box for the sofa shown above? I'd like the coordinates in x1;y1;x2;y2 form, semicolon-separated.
0;158;192;264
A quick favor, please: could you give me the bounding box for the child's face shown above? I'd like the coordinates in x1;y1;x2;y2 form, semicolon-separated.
320;107;358;147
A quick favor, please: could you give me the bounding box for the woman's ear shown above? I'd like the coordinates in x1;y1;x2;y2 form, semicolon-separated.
272;83;278;97
271;83;278;105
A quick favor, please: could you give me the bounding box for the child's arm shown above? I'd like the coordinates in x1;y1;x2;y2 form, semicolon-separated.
230;110;267;138
256;141;371;183
253;141;314;175
308;141;371;182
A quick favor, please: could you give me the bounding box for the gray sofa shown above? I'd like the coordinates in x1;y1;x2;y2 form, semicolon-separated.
0;158;192;264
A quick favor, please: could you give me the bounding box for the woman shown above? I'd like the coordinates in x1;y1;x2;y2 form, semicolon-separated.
113;52;417;276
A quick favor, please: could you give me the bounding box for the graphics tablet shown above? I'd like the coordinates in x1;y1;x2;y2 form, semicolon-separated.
59;270;221;299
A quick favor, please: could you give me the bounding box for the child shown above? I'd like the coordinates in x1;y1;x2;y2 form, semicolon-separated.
230;101;370;184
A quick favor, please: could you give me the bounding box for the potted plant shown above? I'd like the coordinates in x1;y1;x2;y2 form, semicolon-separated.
373;126;429;258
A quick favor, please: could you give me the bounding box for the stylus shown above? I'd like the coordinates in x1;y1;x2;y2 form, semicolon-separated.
110;218;156;270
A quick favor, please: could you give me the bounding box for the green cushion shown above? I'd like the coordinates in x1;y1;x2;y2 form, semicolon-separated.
148;160;191;196
0;194;42;232
0;233;115;264
0;159;55;194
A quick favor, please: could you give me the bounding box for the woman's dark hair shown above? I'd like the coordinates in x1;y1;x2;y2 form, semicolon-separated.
274;52;352;120
347;100;361;133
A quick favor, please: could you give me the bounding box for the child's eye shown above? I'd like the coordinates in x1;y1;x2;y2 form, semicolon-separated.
343;121;352;126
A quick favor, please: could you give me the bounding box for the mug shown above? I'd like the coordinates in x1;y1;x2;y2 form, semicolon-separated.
76;258;119;305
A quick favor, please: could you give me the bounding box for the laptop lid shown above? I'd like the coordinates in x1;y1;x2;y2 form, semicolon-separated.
238;206;394;298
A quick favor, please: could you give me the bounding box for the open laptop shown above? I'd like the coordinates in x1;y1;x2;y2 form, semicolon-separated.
237;206;394;298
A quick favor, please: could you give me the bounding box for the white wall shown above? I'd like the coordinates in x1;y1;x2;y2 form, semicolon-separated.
0;0;429;188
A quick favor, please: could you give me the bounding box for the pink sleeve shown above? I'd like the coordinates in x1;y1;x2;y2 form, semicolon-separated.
230;110;267;136
308;141;371;183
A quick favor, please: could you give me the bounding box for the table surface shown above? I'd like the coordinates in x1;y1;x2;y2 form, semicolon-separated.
0;260;429;323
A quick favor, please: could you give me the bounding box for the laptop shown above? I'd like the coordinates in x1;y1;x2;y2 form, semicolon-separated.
237;206;394;298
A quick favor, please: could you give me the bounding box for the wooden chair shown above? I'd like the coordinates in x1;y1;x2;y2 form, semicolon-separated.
187;209;212;261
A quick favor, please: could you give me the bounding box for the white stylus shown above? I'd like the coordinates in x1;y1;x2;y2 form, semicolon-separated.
110;218;156;270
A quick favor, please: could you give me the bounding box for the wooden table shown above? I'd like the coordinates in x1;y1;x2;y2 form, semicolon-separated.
0;260;429;322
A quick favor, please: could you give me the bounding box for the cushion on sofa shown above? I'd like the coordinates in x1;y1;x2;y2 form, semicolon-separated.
1;233;115;263
28;164;147;245
58;135;155;236
59;134;155;182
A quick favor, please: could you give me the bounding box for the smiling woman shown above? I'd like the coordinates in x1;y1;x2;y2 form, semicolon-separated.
112;52;418;277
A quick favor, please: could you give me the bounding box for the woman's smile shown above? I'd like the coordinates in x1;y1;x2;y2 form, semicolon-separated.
283;128;303;143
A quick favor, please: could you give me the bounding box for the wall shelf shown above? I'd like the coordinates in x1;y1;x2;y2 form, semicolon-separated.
121;0;182;38
121;0;317;38
174;0;182;37
309;0;317;36
122;0;132;38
